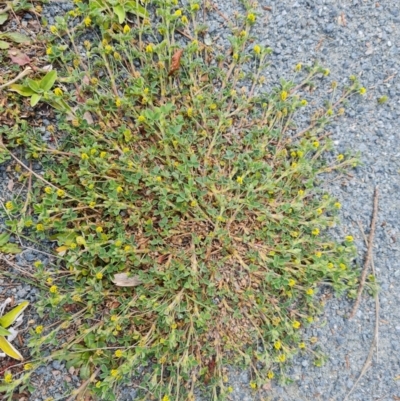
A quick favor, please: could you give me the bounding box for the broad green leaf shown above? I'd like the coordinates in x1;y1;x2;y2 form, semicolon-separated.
0;301;29;328
0;14;8;25
0;40;9;49
0;327;11;336
113;5;126;24
39;70;57;91
0;243;22;254
30;93;42;107
45;99;71;113
126;1;149;18
0;32;31;44
8;84;35;97
27;78;41;93
0;232;9;247
0;336;23;360
50;230;77;246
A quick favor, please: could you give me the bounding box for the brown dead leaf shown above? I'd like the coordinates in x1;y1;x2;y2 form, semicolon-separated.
7;179;14;192
8;49;31;66
168;49;184;76
112;273;142;287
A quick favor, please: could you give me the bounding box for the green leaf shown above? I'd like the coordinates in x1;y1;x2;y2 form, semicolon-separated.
0;243;22;254
0;301;29;328
27;78;41;93
8;84;35;97
0;32;31;44
113;5;126;24
30;93;42;107
0;336;23;360
50;230;77;246
126;1;149;18
0;326;11;336
0;232;9;247
0;14;8;25
0;40;9;49
39;70;57;91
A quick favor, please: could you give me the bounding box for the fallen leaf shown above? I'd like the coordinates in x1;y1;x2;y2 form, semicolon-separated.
0;14;8;25
7;180;14;192
1;32;31;44
56;245;68;256
8;49;31;67
83;111;94;125
168;49;184;76
0;40;9;49
112;273;142;287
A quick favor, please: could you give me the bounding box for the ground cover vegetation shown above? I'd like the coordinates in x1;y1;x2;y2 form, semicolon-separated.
0;0;368;399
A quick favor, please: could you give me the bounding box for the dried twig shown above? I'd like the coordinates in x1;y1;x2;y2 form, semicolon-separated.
65;367;100;401
349;186;379;318
343;219;380;401
0;67;33;90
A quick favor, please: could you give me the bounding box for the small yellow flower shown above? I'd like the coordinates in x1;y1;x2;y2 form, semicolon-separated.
111;369;119;377
315;251;322;258
5;201;13;211
300;99;308;106
84;16;91;26
299;342;306;349
236;176;243;184
307;316;314;323
306;288;314;296
146;43;154;53
359;87;367;95
100;151;107;158
49;285;58;294
233;53;239;61
249;381;257;389
44;186;53;194
95;381;101;388
317;208;323;215
247;13;256;23
187;107;193;117
345;235;354;242
116;186;123;193
298;189;304;196
46;277;53;285
326;108;333;116
174;9;182;16
272;317;281;326
323;68;330;76
50;25;58;34
190;200;197;207
46;47;52;55
295;62;302;72
35;325;44;334
155;176;162;182
292;320;301;329
191;3;200;11
253;44;261;55
181;15;188;24
312;228;320;236
227;386;233;393
138;115;146;123
96;272;103;280
72;294;81;302
104;45;113;54
291;231;299;238
267;370;274;379
81;153;89;160
115;98;122;107
124;245;131;252
36;223;44;231
334;202;342;209
339;263;347;270
24;363;34;370
280;91;288;101
209;103;217;110
4;372;12;383
337;154;344;162
76;236;86;245
89;201;96;208
162;396;170;401
327;262;334;269
114;349;123;358
274;340;281;350
312;141;320;148
123;24;130;34
115;240;122;247
90;77;98;85
277;354;286;363
288;279;296;287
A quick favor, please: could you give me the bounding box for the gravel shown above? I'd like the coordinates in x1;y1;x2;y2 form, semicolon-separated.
2;0;400;400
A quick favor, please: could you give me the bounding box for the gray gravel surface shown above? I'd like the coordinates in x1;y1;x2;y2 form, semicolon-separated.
1;0;400;400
